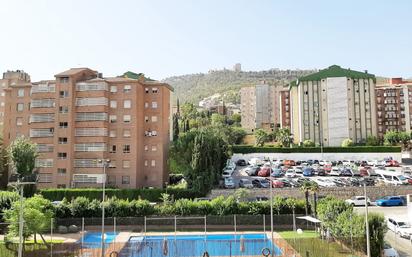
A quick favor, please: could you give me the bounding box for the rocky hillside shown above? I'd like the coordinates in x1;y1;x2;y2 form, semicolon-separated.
162;68;318;104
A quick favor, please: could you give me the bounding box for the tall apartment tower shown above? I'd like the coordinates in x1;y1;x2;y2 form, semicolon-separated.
3;68;172;189
288;65;377;146
279;90;291;129
0;70;31;127
375;78;412;137
240;84;281;132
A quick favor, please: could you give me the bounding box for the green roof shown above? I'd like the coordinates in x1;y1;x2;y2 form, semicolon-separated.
289;65;376;88
120;71;155;81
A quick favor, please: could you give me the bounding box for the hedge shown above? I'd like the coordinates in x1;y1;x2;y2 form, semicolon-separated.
39;188;204;202
232;145;401;154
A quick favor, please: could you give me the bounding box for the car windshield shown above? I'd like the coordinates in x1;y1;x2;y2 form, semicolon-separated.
398;222;410;228
398;175;406;181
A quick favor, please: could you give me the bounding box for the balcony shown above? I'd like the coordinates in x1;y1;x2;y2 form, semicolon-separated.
29;114;55;123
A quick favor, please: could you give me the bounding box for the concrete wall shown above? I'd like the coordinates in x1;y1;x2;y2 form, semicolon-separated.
210;185;412;201
231;152;402;162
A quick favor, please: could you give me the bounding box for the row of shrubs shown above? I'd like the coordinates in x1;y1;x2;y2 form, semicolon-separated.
39;188;204;202
232;145;401;153
54;195;306;218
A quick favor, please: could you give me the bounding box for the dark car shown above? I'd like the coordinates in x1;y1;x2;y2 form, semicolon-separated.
360;177;376;186
252;179;270;188
236;159;247;166
316;168;326;176
340;168;353;177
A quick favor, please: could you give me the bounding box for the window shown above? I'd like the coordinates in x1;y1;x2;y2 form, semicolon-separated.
151;145;157;151
58;137;68;144
76;97;108;106
57;184;66;188
152;102;158;108
145;116;149;122
123;129;131;137
59;106;69;113
38;173;52;183
74;159;102;168
57;152;67;159
76;112;108;121
110;100;117;108
16;117;23;126
152;130;157;136
145;88;149;93
108;176;116;185
59;91;69;98
76;83;108;91
35;159;53;168
0;102;4;107
75;143;107;152
151;116;158;122
110;130;117;137
59;122;68;128
57;168;67;175
124;100;131;109
29;113;55;123
144;160;148;166
30;128;54;137
17;103;24;112
109;161;117;168
144;145;148;151
110;145;116;153
152;87;158;93
110;85;117;93
123;144;130;153
36;144;54;152
75;128;108;136
110;115;117;123
151;160;156;167
123;160;130;168
17;89;25;97
59;77;69;83
31;99;55;108
123;85;131;93
123;115;131;123
145;102;149;108
122;176;130;184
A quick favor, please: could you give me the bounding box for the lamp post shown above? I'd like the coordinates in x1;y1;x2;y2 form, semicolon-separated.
98;159;110;257
268;159;274;257
363;182;371;257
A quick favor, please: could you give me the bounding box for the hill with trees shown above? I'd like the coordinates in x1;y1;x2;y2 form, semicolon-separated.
162;68;318;104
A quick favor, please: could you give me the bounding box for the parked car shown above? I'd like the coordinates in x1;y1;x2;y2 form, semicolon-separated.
376;196;404;206
248;157;263;166
340;168;354;177
313;178;335;187
258;166;271;177
239;179;254;189
383;243;399;257
270;168;283;177
303;167;314;177
244;166;260;176
387;218;412;239
385;159;400;167
236;159;247;166
345;196;371;206
316;168;326;176
266;178;284;188
329;167;341;176
285;169;297;178
222;169;234;178
283;160;295;166
224;177;235;189
252;179;270;188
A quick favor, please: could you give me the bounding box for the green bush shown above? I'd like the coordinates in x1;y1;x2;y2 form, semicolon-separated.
232;145;401;153
341;138;354;147
39;188;203;202
303;140;315;147
0;191;19;220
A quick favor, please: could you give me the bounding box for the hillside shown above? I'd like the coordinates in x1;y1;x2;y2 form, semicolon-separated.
162;68;318;104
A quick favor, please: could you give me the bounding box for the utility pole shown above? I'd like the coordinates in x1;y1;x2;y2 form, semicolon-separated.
99;159;110;257
364;183;371;257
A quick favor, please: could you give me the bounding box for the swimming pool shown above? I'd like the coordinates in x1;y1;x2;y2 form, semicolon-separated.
119;233;282;257
81;232;118;248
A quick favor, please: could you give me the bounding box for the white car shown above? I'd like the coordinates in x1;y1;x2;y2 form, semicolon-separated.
222;169;234;178
387;218;412;239
313;178;335;188
342;160;351;166
383;243;399;257
224;177;235;189
329;168;341;176
285;169;297;178
345;196;371;206
249;158;263;166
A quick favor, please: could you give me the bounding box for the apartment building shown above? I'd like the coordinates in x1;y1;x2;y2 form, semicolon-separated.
240;84;282;132
279;90;291;129
3;68;172;189
375;78;412;137
288;65;377;146
0;70;31;128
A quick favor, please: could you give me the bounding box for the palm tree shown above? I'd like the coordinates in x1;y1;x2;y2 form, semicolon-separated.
309;182;320;217
300;181;312;217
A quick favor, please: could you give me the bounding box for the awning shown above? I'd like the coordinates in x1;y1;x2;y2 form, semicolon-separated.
296;216;322;223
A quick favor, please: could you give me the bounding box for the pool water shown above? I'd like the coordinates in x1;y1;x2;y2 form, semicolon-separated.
81;232;118;248
119;233;282;257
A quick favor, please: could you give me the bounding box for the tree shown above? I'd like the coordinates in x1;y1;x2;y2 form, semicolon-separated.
309;182;320;217
341;138;354;147
172;113;179;141
8;137;38;196
303;139;315;147
254;129;269;146
398;131;410;149
4;195;54;245
275;128;292;147
0;138;9;189
384;130;399;146
366;135;380;146
300;181;312;217
211;113;225;126
231;113;241;126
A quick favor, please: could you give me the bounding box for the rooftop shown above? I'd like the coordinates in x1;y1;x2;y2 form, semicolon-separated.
55;68;97;77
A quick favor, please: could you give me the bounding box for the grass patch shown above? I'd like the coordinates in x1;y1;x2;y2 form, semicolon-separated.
279;231;361;257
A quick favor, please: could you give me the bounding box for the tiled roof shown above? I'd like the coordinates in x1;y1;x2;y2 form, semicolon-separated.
289;65;376;88
55;68;96;77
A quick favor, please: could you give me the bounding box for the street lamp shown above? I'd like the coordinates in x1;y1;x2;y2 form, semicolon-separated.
98;159;110;257
268;159;274;257
363;182;371;257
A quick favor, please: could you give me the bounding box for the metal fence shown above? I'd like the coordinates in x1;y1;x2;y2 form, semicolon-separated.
0;215;366;257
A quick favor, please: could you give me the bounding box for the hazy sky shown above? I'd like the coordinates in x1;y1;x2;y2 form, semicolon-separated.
0;0;411;81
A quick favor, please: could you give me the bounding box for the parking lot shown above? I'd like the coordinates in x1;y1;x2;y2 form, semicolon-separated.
222;156;412;190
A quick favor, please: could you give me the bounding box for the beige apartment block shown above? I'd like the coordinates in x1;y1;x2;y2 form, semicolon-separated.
240;84;282;132
3;68;172;189
375;78;412;137
288;65;377;146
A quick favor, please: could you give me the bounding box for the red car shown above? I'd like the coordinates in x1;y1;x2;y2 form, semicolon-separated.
266;178;284;188
359;166;372;176
258;166;271;177
385;160;400;167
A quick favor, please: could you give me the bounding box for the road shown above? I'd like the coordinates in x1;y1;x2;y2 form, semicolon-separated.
355;206;412;257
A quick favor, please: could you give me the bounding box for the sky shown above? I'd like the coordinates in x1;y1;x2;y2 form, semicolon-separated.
0;0;411;81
